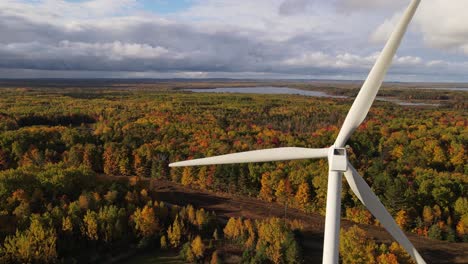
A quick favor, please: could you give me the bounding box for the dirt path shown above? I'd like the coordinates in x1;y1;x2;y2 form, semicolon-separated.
147;179;468;264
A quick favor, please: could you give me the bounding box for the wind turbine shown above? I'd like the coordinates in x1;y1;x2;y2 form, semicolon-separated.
170;0;426;263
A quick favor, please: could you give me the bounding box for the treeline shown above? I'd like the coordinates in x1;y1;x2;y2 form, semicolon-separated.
0;88;466;249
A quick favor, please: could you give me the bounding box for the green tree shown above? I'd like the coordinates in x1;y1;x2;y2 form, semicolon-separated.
454;197;468;217
97;205;125;243
428;224;443;240
83;144;102;172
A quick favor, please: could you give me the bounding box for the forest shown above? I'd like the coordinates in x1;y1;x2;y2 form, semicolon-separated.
0;81;466;263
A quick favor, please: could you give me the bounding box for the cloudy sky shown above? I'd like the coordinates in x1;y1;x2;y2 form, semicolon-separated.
1;0;468;82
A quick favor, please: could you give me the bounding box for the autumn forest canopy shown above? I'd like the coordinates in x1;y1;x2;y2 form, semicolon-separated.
0;81;466;263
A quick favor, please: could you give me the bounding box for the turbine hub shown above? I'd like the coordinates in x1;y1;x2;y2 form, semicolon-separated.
328;147;348;172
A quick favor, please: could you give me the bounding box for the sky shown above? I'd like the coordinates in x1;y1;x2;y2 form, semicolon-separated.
1;0;468;82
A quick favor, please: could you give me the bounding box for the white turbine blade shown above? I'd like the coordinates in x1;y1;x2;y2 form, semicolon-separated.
335;0;421;147
169;147;328;167
344;162;426;264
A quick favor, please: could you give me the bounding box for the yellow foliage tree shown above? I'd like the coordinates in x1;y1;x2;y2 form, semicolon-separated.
195;208;207;229
389;242;415;264
132;205;159;238
191;235;205;260
259;172;274;202
223;217;241;240
339;225;376;264
275;179;287;203
346;207;374;225
256;218;286;264
82;210;98;240
133;153;148;177
456;215;468;237
395;210;409;230
377;253;399;264
1;216;57;263
432;145;446;164
186;204;196;225
391;145;404;159
160;235;168;249
181;167;194;186
244;219;256;248
198;166;208;189
62;216;73;233
295;182;311;210
422;206;434;226
449;142;465;167
167;216;183;248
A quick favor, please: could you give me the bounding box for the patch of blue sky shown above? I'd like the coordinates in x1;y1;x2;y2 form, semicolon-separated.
138;0;193;14
62;0;193;14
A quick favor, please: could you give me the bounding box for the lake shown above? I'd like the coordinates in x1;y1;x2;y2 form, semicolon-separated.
183;86;442;106
422;87;468;92
184;86;347;98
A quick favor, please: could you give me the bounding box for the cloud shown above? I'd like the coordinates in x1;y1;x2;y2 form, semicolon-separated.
281;51;426;74
416;0;468;54
336;0;408;12
371;12;403;44
0;40;173;61
0;0;466;81
370;0;468;56
0;0;138;21
278;0;311;16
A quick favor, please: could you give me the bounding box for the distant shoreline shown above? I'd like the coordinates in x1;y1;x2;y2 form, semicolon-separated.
0;78;467;90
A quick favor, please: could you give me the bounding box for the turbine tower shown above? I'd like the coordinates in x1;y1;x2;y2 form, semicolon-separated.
170;1;425;263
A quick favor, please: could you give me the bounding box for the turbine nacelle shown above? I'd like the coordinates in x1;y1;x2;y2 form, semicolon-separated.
328;147;348;172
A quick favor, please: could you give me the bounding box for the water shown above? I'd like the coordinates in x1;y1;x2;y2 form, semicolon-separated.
184;86;347;99
421;87;468;92
184;86;447;107
376;97;440;107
